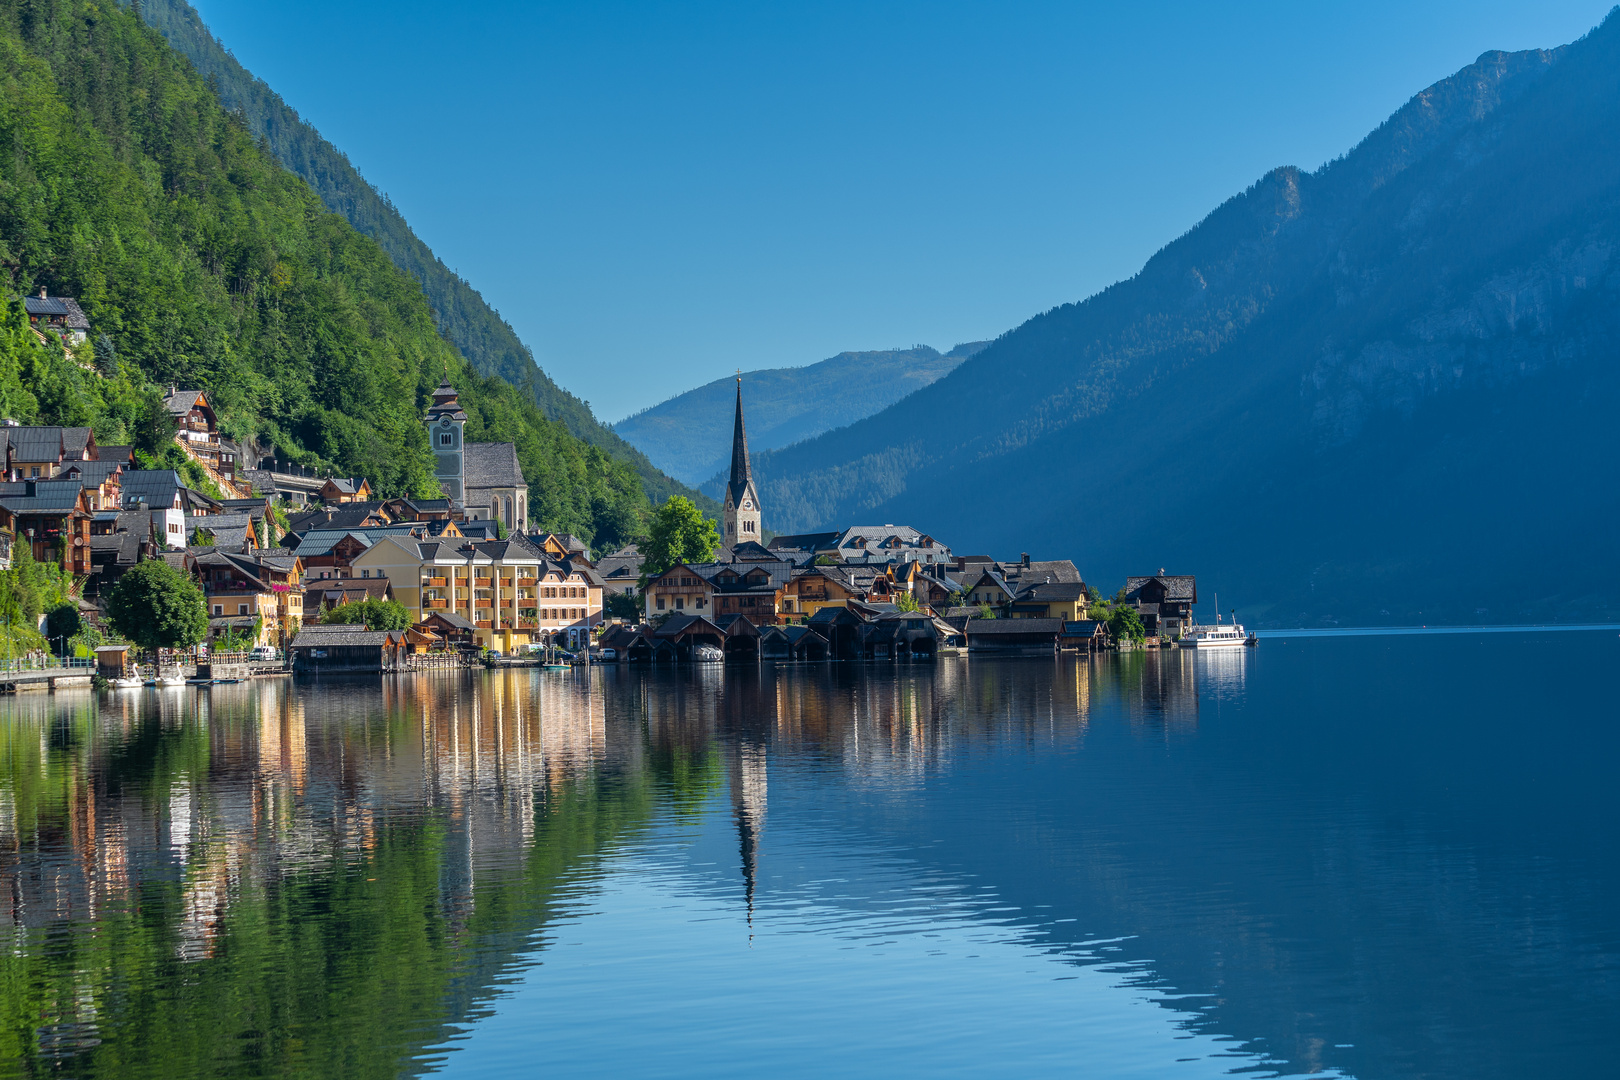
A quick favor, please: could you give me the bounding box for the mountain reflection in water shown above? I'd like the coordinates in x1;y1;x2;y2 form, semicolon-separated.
0;634;1615;1079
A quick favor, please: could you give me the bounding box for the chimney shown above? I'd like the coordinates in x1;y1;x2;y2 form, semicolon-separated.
1159;567;1165;575
1021;552;1030;568
37;286;46;299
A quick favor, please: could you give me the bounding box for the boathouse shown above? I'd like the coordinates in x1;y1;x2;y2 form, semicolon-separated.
964;617;1064;655
288;625;403;674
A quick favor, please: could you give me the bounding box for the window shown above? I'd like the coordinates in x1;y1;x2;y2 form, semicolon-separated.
28;466;38;478
439;433;453;446
744;521;755;533
696;597;705;608
674;597;684;610
237;604;248;615
212;605;223;616
361;569;370;578
656;598;665;610
169;523;180;534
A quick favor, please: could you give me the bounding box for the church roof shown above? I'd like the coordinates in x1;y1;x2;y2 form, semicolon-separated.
727;379;755;507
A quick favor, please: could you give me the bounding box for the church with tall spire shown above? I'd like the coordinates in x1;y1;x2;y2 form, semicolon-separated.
723;377;762;545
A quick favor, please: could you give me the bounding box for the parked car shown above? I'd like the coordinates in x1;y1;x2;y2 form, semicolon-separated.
589;647;617;662
249;646;279;663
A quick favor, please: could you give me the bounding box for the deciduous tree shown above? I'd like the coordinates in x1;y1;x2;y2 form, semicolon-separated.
106;560;208;653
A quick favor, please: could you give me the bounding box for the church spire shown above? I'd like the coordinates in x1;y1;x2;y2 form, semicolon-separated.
728;376;752;506
723;375;762;544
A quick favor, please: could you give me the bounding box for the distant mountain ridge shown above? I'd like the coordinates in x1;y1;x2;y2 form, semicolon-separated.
614;342;986;486
138;0;703;508
749;17;1620;625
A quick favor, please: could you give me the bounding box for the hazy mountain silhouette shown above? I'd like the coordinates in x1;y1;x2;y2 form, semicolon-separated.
615;343;986;486
750;16;1620;625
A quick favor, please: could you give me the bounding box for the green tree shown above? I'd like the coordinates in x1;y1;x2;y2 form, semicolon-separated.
1106;605;1146;644
43;603;80;654
604;591;641;620
322;598;412;631
106;561;208;653
895;590;920;613
639;496;720;583
977;603;998;619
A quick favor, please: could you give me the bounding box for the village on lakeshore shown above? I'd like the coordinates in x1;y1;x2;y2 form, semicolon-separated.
0;303;1223;678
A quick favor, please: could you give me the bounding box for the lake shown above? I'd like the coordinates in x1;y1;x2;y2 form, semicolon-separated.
1;631;1615;1078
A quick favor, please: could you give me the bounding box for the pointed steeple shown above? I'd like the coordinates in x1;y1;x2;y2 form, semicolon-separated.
728;377;752;507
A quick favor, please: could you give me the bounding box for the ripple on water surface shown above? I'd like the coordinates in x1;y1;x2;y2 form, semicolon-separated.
0;634;1614;1079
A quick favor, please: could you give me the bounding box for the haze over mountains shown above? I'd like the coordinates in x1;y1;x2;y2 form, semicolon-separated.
724;14;1620;626
614;343;986;487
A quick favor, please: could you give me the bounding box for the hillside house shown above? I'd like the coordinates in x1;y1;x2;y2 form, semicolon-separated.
0;480;92;574
24;289;91;345
2;425;93;481
318;477;372;504
163;389;227;471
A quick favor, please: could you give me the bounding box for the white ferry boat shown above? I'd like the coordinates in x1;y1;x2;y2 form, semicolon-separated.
1179;620;1250;648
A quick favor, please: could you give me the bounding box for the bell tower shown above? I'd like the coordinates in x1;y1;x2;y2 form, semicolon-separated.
425;379;468;502
723;377;761;545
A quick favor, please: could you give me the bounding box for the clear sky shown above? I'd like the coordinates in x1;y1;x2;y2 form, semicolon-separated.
189;0;1613;422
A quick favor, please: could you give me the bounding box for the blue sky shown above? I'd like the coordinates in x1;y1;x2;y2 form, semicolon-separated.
189;0;1613;421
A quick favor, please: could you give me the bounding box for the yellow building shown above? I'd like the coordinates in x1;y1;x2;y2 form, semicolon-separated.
1006;581;1089;621
351;535;603;652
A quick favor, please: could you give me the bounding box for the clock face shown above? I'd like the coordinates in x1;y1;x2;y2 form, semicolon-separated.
441;417;451;427
743;501;752;509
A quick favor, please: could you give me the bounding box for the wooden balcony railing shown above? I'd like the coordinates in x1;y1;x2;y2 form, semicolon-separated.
425;599;448;610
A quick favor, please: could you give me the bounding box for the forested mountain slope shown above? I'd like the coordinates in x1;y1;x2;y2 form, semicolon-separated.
753;17;1620;625
616;342;985;486
0;0;646;548
138;0;700;508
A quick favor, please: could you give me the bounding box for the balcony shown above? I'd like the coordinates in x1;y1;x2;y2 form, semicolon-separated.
425;599;448;610
515;619;537;630
474;620;492;629
423;577;447;589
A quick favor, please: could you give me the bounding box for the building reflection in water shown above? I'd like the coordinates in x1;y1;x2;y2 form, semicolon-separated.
0;653;1239;1072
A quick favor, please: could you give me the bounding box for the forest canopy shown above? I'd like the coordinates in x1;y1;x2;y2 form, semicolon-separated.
0;0;646;548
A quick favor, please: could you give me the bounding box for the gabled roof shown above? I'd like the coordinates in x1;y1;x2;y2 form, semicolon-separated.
965;617;1066;635
1013;581;1088;603
464;442;525;489
421;610;476;631
767;531;842;553
287;529;380;558
0;479;86;513
120;470;185;509
163;389;208;416
95;445;133;465
60;298;90;330
58;458;122;485
24;295;69;316
1124;575;1197;603
6;426;65;462
290;626;395;647
1003;559;1083;584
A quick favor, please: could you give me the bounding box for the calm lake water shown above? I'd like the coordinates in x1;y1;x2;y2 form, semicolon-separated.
1;632;1616;1079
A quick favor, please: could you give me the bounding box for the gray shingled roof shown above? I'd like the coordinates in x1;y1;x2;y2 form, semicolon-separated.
0;479;84;513
24;295;69;316
463;442;524;488
120;470;185;508
6;427;65;463
60;298;89;330
163;389;206;416
291;626;395;647
965;618;1066;635
1124;576;1197;603
1014;581;1088;602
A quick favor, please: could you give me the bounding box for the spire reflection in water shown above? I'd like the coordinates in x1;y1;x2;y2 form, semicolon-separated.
1;634;1616;1080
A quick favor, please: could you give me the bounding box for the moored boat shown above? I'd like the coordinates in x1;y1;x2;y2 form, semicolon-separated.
1179;621;1249;648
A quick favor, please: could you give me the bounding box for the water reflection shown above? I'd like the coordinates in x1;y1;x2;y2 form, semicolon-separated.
0;638;1614;1079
